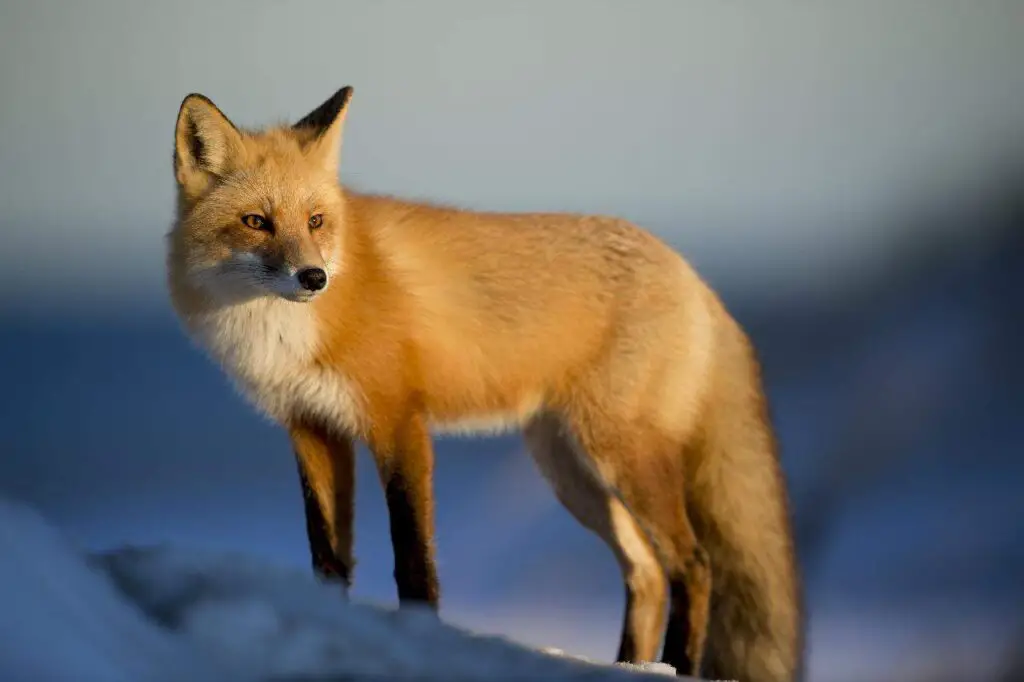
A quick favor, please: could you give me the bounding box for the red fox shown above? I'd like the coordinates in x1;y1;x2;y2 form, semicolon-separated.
166;86;803;681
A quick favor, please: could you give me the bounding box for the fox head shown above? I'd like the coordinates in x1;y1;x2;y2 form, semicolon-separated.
169;87;353;304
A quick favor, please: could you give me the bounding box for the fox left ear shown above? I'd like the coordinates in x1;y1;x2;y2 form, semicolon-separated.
294;86;353;174
174;93;244;195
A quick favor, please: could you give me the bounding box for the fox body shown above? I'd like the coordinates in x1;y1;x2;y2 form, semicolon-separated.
167;87;803;681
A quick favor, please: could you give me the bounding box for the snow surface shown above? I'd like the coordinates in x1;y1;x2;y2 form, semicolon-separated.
0;497;684;682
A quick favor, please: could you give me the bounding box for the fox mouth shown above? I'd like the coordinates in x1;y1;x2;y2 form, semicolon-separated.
257;274;325;303
282;290;320;303
242;262;325;302
187;257;328;304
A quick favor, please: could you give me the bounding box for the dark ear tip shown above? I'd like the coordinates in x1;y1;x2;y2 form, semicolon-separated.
330;86;354;110
293;85;355;132
178;93;215;117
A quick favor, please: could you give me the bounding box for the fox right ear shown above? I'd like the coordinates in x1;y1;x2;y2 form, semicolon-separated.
293;86;353;174
174;93;244;192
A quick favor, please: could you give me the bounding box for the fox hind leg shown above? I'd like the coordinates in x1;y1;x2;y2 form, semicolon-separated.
563;412;713;677
524;412;668;664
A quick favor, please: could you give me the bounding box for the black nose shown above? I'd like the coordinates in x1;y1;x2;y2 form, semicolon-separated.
297;267;327;292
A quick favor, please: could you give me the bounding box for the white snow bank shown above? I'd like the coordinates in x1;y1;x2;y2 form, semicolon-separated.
0;498;216;682
0;497;685;681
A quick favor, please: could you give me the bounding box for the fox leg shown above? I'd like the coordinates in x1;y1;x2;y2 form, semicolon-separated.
368;411;440;607
567;413;712;677
289;421;357;586
524;412;668;664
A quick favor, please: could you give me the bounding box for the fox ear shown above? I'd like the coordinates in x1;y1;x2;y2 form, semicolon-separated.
293;86;353;174
174;93;244;193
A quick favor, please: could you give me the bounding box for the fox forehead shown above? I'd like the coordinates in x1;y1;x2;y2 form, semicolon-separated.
211;131;342;215
239;128;317;168
220;170;337;216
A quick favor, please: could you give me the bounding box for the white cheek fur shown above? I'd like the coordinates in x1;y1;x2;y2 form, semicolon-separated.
186;298;363;433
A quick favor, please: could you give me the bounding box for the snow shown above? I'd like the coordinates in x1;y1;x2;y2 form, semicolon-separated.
0;497;685;682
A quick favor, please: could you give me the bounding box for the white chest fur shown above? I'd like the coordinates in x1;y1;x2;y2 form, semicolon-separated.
186;299;362;432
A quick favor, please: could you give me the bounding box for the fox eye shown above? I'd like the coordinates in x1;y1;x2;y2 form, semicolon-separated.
308;214;324;230
241;214;268;231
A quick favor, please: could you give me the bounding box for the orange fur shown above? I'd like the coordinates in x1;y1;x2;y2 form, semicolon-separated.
166;87;803;681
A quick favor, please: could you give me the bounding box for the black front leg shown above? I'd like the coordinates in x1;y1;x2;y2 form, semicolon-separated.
369;413;440;608
290;421;357;586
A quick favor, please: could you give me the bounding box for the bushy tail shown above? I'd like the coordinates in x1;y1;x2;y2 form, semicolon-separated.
687;318;804;682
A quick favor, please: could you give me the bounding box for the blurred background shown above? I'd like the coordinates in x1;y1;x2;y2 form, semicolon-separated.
1;2;1022;681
